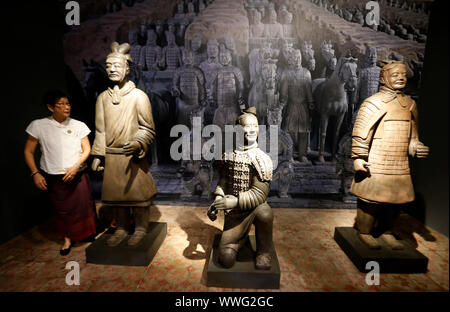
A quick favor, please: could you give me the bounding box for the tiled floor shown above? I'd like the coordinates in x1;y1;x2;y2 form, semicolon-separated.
0;205;447;292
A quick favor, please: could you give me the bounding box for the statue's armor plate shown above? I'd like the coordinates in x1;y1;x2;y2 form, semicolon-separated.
144;46;162;69
178;67;202;105
164;46;181;70
369;96;412;175
216;67;242;107
130;46;142;65
223;151;253;197
358;67;381;101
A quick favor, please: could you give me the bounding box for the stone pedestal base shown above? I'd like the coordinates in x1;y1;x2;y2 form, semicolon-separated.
86;222;167;266
206;234;280;289
334;227;428;273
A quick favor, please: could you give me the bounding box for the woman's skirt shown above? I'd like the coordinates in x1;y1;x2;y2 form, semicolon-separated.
46;171;97;241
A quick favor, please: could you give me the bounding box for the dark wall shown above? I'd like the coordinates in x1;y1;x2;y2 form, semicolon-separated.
410;0;449;237
2;2;67;244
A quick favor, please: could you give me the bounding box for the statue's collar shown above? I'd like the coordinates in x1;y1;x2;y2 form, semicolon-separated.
380;86;403;96
108;81;136;105
237;142;258;152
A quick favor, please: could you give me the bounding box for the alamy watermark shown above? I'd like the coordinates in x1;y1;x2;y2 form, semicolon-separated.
65;1;80;26
365;261;380;285
65;261;80;286
169;118;280;166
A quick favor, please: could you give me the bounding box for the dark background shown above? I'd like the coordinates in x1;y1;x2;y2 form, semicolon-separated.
1;0;448;245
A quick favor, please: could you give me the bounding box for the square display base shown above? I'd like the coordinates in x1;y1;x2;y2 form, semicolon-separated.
334;227;428;273
206;234;280;289
86;222;167;266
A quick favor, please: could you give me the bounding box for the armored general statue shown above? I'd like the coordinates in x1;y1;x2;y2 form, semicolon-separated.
356;46;381;110
208;107;274;270
160;31;182;71
280;49;314;162
211;50;245;130
172;48;206;128
91;42;157;247
351;60;429;250
141;29;162;71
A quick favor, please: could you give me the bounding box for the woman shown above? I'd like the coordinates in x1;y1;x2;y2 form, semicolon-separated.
24;90;97;256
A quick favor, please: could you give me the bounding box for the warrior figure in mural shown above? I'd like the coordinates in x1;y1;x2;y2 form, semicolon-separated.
160;31;182;71
172;48;206;128
207;107;274;270
351;60;429;250
356;46;381;112
91;42;157;247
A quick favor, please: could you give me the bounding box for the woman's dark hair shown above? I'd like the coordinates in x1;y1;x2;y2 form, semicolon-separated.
43;89;68;107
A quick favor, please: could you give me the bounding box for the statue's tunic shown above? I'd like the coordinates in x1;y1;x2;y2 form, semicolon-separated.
173;65;205;127
214;147;273;251
280;68;313;133
92;81;157;206
350;86;419;204
142;45;162;71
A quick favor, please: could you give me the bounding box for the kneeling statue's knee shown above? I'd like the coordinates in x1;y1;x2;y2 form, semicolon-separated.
218;247;237;268
256;206;273;223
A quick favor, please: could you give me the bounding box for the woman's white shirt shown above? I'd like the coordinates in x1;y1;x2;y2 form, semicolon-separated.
26;116;91;175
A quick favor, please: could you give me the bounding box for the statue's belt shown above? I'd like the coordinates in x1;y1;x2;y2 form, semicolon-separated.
105;147;126;155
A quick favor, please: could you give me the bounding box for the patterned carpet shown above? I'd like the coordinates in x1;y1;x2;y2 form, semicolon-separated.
0;205;448;292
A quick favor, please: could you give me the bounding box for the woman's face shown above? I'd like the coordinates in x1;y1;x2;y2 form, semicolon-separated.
48;97;71;120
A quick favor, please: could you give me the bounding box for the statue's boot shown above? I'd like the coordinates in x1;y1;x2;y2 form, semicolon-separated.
128;229;147;246
107;229;128;247
128;206;150;246
380;233;404;250
358;233;381;249
298;133;311;163
107;207;130;247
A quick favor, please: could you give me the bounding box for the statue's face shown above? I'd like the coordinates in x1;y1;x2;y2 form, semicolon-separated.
183;50;194;65
285;13;293;24
219;51;232;66
167;34;175;45
383;64;407;90
106;56;128;83
241;115;259;145
147;32;156;45
192;35;202;51
365;48;377;65
225;37;235;51
207;44;218;58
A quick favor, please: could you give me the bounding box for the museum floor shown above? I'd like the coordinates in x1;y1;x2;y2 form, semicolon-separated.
0;205;448;292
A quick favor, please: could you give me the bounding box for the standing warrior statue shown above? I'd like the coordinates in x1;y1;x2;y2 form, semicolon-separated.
199;39;223;124
351;60;429;250
91;42;157;247
211;49;245;130
356;46;381;110
128;30;143;70
263;8;284;40
141;29;162;71
191;33;207;66
208;107;274;270
160;31;182;71
280;49;314;162
172;48;206;128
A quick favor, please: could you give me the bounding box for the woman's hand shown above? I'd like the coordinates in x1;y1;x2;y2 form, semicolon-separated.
62;163;79;182
33;173;48;191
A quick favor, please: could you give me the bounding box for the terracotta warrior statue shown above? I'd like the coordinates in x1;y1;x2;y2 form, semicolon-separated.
128;30;143;70
351;60;429;250
172;48;206;128
280;49;314;162
141;29;162;71
356;46;381;110
191;32;207;66
211;49;245;130
160;31;182;71
91;42;157;247
263;8;284;40
207;107;274;270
